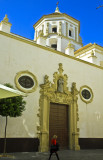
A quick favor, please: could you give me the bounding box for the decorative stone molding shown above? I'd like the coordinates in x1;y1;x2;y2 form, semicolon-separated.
79;85;93;104
37;63;80;152
15;70;38;93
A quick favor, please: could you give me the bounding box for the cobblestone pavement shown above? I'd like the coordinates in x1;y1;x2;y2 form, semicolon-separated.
0;149;103;160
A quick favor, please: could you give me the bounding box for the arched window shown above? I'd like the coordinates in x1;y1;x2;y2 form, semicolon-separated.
69;30;72;37
51;44;57;50
49;38;57;50
52;27;57;33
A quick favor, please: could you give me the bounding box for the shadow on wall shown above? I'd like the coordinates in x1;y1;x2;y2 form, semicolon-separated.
0;138;39;153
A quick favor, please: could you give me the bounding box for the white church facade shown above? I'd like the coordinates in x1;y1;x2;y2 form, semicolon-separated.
0;7;103;152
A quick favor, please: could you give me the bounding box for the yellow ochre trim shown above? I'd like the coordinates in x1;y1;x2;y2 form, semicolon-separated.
0;31;103;70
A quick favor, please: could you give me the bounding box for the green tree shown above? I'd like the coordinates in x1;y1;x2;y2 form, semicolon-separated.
0;83;26;155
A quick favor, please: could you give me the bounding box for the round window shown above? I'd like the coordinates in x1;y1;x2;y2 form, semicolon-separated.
15;71;38;93
81;89;91;100
80;86;93;104
18;76;34;89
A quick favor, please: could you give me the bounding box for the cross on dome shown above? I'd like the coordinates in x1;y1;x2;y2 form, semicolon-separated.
56;1;59;7
55;1;61;13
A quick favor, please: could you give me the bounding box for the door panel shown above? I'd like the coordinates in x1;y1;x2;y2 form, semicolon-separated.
49;103;68;149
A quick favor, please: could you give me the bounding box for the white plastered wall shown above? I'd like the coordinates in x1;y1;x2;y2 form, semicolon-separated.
0;33;103;139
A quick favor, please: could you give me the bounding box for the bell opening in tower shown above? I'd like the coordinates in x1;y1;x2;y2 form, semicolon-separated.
52;27;57;33
51;44;57;50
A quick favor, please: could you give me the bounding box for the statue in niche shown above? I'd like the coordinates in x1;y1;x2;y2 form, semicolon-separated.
57;78;64;93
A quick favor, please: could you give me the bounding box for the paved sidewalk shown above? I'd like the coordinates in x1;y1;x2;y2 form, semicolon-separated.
0;149;103;160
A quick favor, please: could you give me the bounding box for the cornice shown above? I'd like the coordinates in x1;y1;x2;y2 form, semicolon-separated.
93;43;103;51
37;33;83;46
35;18;79;32
0;21;12;26
0;31;103;70
61;35;83;46
74;43;93;54
33;13;80;33
36;35;47;40
74;43;103;57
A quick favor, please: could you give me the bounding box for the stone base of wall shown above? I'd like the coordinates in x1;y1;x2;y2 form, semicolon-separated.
79;138;103;149
0;138;39;153
1;138;103;152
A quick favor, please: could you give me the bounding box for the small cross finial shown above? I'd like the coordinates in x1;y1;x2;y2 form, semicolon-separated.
56;1;59;7
55;1;60;13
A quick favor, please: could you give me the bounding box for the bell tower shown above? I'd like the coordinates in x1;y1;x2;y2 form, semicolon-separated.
33;6;83;55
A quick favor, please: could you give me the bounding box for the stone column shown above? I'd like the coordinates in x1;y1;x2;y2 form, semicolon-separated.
34;31;37;41
46;22;49;36
39;96;49;152
58;21;62;35
72;96;80;150
66;22;68;37
39;76;51;152
71;82;80;150
75;27;77;41
69;102;73;149
57;37;61;51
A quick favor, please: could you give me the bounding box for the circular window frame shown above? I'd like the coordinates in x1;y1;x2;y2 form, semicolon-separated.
15;71;38;93
80;85;93;104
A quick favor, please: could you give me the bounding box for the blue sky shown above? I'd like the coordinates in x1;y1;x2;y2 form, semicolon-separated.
0;0;103;46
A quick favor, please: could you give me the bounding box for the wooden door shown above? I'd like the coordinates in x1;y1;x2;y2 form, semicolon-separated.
49;103;69;149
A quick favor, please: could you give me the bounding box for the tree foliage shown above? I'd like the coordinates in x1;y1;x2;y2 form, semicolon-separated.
0;83;26;117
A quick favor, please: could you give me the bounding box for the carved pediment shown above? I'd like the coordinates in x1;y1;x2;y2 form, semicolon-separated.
40;63;71;96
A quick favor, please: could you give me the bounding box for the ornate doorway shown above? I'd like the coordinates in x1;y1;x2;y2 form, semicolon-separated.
37;63;80;152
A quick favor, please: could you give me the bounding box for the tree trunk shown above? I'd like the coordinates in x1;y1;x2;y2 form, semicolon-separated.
4;116;8;155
